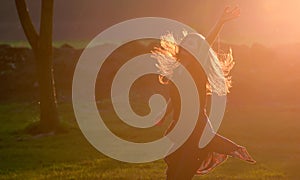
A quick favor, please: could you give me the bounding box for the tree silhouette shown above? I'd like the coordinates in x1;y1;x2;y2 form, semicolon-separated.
15;0;60;133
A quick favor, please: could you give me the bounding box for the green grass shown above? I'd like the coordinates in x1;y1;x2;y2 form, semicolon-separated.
0;102;299;179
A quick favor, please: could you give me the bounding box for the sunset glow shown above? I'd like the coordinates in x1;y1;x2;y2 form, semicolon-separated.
1;0;300;179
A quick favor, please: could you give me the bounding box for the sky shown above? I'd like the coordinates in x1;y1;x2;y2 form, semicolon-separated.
1;0;300;46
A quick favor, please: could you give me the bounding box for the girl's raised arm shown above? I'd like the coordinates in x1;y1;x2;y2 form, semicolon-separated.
206;6;240;46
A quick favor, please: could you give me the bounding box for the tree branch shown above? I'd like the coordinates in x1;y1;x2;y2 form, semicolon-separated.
15;0;39;50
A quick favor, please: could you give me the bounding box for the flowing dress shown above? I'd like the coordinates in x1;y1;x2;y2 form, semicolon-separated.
163;34;255;179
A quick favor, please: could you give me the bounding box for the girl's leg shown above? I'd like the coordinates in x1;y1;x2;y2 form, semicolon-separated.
166;133;208;180
166;153;202;180
206;133;256;163
206;133;239;154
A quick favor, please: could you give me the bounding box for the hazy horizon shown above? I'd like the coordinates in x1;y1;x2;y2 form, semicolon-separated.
1;0;300;47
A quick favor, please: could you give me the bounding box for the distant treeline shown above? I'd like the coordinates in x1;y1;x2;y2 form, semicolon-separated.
1;41;300;107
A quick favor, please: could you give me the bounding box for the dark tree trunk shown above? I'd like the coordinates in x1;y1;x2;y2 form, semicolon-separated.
37;0;59;131
15;0;59;133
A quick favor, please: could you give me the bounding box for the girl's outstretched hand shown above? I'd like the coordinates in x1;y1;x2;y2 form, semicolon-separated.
220;6;241;24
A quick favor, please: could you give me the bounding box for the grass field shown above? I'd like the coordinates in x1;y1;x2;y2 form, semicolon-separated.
0;102;299;179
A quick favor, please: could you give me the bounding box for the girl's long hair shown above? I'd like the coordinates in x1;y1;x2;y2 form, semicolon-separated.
151;32;234;96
